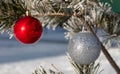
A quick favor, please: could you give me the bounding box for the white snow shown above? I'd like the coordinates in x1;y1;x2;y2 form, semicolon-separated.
0;55;75;74
0;48;120;74
0;29;120;74
97;48;120;74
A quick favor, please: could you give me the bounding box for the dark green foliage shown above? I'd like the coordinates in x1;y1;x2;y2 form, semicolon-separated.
100;0;120;13
0;0;27;31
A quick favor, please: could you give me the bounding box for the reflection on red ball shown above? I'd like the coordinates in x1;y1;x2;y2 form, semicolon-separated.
14;16;43;44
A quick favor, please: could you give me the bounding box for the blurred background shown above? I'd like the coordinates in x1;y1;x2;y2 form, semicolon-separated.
0;28;120;74
0;28;67;63
0;28;75;74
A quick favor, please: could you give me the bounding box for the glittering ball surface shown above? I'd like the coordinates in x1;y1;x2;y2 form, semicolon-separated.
14;16;43;44
68;31;101;65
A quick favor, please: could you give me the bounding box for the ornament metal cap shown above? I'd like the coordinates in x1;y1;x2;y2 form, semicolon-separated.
25;10;31;16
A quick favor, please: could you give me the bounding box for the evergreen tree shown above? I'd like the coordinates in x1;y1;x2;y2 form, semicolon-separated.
0;0;120;74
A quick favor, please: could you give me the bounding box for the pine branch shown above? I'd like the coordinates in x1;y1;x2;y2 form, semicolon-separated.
31;0;73;30
0;0;27;32
0;0;119;73
32;55;101;74
33;65;63;74
0;0;120;37
75;13;120;73
32;66;47;74
67;54;101;74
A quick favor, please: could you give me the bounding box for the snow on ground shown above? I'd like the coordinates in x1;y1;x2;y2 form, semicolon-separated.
0;28;120;74
0;55;75;74
0;48;120;74
97;48;120;74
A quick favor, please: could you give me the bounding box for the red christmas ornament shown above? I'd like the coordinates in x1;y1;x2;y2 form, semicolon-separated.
14;16;43;44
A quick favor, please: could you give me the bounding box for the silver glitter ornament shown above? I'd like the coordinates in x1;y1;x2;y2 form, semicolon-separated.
68;31;101;65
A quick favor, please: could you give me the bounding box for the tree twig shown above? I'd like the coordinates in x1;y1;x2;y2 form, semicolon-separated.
76;15;120;74
33;13;72;17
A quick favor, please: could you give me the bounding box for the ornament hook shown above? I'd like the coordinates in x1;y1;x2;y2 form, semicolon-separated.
26;0;31;16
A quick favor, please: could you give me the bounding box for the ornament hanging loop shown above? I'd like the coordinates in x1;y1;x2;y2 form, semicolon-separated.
26;0;31;16
26;11;30;16
81;5;89;32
